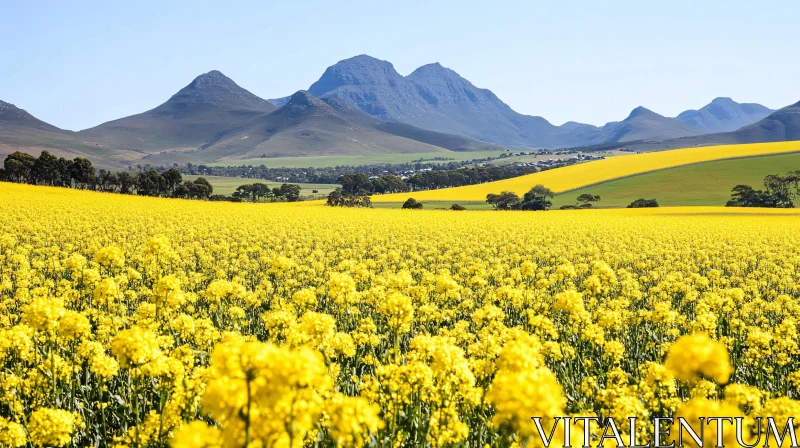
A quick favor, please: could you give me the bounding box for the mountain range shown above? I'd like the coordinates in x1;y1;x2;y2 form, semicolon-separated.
616;100;800;153
1;54;797;167
274;55;780;149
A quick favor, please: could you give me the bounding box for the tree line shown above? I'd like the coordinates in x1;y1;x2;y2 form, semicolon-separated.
486;185;556;211
727;170;800;208
172;152;543;185
331;165;539;197
231;183;302;202
1;151;214;199
173;162;541;191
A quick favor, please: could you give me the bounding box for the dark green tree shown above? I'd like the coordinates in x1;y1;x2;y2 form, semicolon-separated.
56;157;73;187
279;183;301;202
97;170;119;192
726;185;792;208
402;198;423;209
189;177;213;199
381;175;407;193
136;169;165;196
162;168;183;195
576;193;601;208
338;173;373;195
486;191;521;210
3;151;37;183
326;188;372;207
519;184;554;211
117;172;135;194
627;198;659;208
32;151;59;185
70;157;96;189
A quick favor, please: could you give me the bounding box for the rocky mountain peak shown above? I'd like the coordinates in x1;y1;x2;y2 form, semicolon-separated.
626;106;659;119
160;71;274;112
308;55;404;96
0;100;34;121
273;91;336;119
710;97;734;104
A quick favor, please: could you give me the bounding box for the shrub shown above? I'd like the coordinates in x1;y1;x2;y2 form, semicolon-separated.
326;188;373;208
402;198;423;209
450;204;466;211
627;198;659;208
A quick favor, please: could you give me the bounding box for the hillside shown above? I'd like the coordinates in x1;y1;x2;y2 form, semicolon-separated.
552;151;800;208
0;101;140;168
602;100;800;152
79;71;276;153
140;91;481;165
676;97;773;133
584;107;702;144
373;141;800;202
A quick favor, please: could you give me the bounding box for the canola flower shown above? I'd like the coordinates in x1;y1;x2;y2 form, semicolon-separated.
1;181;800;447
376;141;800;201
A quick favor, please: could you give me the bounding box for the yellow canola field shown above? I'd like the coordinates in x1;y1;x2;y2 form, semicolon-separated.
376;141;800;202
3;182;800;448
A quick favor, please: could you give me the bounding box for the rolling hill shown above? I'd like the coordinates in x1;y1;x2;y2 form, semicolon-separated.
373;141;800;202
78;70;276;154
0;101;140;168
140;91;502;165
676;97;773;133
602;100;800;152
2;71;505;167
581;107;702;144
553;151;800;208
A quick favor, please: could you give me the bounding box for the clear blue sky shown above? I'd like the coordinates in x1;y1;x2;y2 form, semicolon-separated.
1;0;798;131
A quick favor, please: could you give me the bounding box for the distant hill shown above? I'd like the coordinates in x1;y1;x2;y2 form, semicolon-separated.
140;91;501;165
732;100;800;142
0;101;139;168
598;100;800;153
676;97;773;133
79;70;276;153
590;107;703;143
0;100;62;132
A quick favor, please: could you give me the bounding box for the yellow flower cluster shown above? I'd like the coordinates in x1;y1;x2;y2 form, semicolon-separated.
2;181;800;447
377;141;800;201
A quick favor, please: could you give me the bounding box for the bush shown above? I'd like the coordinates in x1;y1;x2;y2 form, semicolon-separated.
560;205;578;210
487;185;553;211
402;198;423;209
726;185;794;208
209;194;242;202
450;204;466;211
326;188;372;208
627;198;659;208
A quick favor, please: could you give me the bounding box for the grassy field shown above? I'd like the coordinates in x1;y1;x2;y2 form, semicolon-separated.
375;141;800;202
373;150;800;209
207;150;510;168
551;151;800;208
184;175;338;198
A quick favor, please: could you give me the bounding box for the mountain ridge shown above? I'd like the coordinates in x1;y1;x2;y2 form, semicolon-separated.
676;97;773;133
1;60;792;168
77;70;276;152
